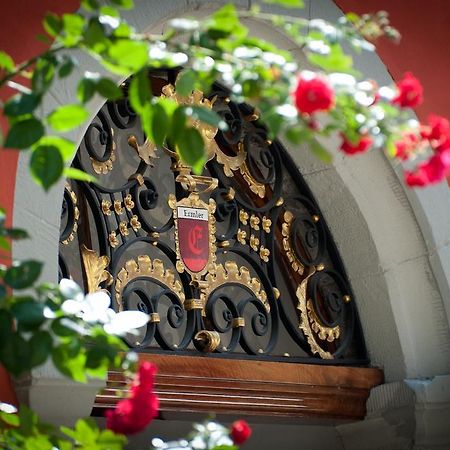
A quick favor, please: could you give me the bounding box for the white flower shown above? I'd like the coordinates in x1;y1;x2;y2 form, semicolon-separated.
59;279;149;335
0;402;17;414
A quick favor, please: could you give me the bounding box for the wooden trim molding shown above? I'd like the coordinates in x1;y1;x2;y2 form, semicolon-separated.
94;354;383;421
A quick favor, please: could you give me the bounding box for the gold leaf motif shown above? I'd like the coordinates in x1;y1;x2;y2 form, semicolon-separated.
119;221;129;236
114;200;124;215
108;231;119;248
239;209;249;225
91;129;116;174
124;194;134;211
250;215;260;231
250;234;260;251
61;184;80;245
128;135;158;166
102;200;112;216
296;267;333;359
130;215;141;232
240;161;266;198
81;245;113;293
236;228;247;245
281;210;305;276
115;255;185;311
202;261;270;313
306;299;340;342
262;216;272;233
259;246;270;262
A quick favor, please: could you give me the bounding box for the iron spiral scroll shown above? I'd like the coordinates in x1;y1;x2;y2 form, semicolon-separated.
59;72;367;364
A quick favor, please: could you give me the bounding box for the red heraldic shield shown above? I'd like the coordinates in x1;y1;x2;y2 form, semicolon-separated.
177;206;209;273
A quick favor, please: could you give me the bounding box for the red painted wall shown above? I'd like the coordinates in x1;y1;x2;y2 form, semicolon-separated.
336;0;450;122
0;0;78;406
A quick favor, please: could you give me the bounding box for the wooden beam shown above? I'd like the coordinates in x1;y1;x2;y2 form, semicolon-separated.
94;354;383;421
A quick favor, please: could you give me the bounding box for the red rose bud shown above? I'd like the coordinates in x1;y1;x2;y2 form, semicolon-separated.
340;134;373;155
106;361;159;435
231;419;252;445
293;73;334;115
392;72;423;108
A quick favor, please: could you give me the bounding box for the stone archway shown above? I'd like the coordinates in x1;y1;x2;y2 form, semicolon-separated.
10;0;450;447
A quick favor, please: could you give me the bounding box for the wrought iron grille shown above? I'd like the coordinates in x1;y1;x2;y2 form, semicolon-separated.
59;71;368;364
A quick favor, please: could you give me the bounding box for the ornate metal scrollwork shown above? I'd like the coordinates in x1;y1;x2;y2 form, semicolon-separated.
58;72;367;364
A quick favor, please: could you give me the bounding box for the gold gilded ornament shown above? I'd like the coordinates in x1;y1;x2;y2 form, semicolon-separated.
80;245;113;293
115;255;185;311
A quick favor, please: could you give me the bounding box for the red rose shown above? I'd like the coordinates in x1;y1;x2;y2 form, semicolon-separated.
293;74;334;115
405;149;450;187
230;419;252;445
340;134;373;155
106;361;159;435
392;72;423;108
394;132;420;161
421;114;450;143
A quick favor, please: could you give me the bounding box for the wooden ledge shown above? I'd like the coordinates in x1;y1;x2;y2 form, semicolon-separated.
94;354;383;421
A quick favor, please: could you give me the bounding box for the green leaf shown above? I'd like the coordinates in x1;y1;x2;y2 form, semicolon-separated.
35;136;76;162
51;318;79;337
61;14;86;47
107;40;148;72
4;94;40;117
4;260;42;289
100;6;119;17
58;56;76;78
184;105;226;129
308;43;354;73
0;334;31;376
18;405;37;436
11;299;45;327
311;139;332;163
52;342;87;382
73;418;99;444
43;13;62;37
0;311;13;342
206;4;248;40
386;137;396;158
81;0;100;11
77;78;96;103
3;228;28;240
0;237;10;251
211;446;238;450
176;127;205;174
64;167;97;183
0;411;19;427
109;0;134;9
96;78;122;100
262;0;304;7
0;51;14;72
83;18;109;53
24;435;53;450
151;103;170;147
97;429;127;448
29;331;53;368
129;69;151;114
4;118;44;149
175;70;197;96
285;126;311;145
32;58;55;93
30;145;64;190
47;104;89;132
